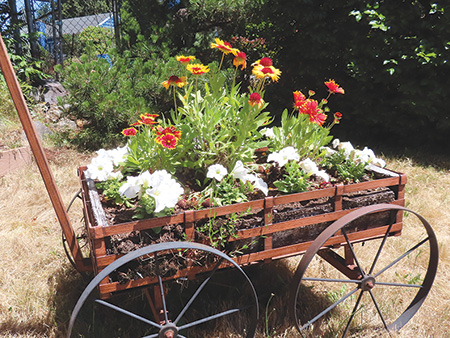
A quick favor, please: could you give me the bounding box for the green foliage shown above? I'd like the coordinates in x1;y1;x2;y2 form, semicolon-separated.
197;212;240;250
273;161;310;194
321;149;367;183
96;178;132;206
0;77;17;121
56;49;179;150
269;109;332;160
173;69;270;171
62;0;109;18
211;175;251;207
79;26;114;55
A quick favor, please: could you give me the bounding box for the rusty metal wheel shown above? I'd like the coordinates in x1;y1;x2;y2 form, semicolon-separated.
67;242;259;338
290;204;438;338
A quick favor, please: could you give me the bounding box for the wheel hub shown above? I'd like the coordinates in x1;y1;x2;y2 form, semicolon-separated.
360;276;376;291
159;323;178;338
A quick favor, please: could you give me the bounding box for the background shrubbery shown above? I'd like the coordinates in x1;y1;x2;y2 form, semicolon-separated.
2;0;449;152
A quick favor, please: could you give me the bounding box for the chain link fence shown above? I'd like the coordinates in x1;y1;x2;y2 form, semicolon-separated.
1;0;120;64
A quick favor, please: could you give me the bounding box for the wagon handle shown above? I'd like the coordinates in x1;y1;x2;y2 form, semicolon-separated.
0;33;88;271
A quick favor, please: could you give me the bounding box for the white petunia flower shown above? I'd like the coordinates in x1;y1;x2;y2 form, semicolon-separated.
247;174;269;196
85;156;114;181
231;161;249;182
371;157;386;168
315;170;330;182
119;175;141;199
207;164;228;181
321;146;337;157
146;178;184;213
299;158;319;176
268;146;299;167
261;127;275;138
337;141;354;158
332;138;340;149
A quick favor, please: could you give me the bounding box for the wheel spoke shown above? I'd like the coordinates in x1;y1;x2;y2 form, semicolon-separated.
375;237;429;278
368;290;389;331
178;307;242;330
174;258;224;325
375;281;423;288
342;229;366;276
302;277;361;284
342;290;364;338
95;299;161;329
369;222;394;275
300;287;360;331
154;252;169;324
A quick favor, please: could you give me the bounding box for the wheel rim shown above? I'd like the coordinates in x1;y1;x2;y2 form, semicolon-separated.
68;242;259;338
290;204;438;338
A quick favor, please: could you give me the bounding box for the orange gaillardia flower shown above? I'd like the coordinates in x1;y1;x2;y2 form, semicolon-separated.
233;51;247;70
248;92;264;108
176;55;196;64
162;75;187;90
325;79;345;94
186;63;210;75
210;38;237;55
122;127;138;136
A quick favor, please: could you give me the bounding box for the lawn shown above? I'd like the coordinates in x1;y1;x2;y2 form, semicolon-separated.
0;147;449;338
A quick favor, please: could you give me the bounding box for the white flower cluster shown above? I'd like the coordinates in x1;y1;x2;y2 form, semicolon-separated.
207;161;269;196
85;146;128;181
119;170;184;213
323;139;386;168
267;146;330;182
267;146;299;167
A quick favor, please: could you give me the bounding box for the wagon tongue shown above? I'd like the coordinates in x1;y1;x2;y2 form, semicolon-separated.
0;33;86;270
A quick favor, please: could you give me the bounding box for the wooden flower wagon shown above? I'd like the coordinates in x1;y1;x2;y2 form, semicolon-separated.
0;34;439;338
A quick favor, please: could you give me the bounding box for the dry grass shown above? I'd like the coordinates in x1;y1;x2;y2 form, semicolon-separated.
0;149;449;338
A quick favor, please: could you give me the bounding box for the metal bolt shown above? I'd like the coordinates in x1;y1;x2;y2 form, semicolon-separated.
164;330;174;338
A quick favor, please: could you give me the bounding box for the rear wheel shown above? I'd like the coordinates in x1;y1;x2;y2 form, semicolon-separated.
290;204;438;338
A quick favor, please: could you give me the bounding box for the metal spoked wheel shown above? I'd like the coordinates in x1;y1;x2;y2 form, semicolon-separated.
68;242;259;338
290;204;438;338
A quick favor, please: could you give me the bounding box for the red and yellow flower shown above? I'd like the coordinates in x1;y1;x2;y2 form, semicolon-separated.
186;63;210;75
176;55;196;64
252;57;273;67
309;112;327;126
293;91;306;109
233;51;247;70
325;79;345;94
210;38;238;55
140;114;158;125
162;75;187;90
248;92;264;108
252;64;281;82
298;99;321;116
122;127;138;136
155;125;182;149
158;133;178;149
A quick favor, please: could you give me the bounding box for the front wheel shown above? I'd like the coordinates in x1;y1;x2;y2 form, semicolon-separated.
68;242;259;338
